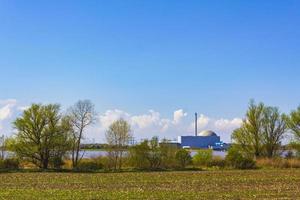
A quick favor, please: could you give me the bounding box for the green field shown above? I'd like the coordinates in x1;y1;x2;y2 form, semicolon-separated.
0;169;300;200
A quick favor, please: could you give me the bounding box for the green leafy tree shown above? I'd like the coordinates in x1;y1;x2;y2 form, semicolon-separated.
232;100;287;158
50;116;74;169
262;107;287;158
285;106;300;155
10;104;72;169
232;100;265;158
285;106;300;139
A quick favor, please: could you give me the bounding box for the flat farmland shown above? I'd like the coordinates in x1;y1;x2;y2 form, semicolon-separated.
0;170;300;200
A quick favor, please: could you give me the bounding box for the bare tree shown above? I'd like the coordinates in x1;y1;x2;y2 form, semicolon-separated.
106;119;132;170
69;100;96;168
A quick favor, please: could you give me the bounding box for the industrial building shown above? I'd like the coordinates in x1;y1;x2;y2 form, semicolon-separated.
161;113;227;149
176;113;224;149
178;130;221;149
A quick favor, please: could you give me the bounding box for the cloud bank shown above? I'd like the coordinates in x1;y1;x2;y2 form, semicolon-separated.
0;99;242;142
96;109;242;142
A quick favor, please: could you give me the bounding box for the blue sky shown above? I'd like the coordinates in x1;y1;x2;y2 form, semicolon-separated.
0;0;299;142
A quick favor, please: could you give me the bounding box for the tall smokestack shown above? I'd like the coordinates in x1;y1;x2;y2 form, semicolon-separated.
195;112;198;136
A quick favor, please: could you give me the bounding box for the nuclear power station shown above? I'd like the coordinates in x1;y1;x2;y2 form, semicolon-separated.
176;112;224;149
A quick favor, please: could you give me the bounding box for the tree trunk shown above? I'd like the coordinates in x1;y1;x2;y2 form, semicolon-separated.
73;128;83;168
119;151;123;170
42;160;48;169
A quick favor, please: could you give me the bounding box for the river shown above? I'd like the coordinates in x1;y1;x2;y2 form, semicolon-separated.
2;150;291;159
79;150;227;158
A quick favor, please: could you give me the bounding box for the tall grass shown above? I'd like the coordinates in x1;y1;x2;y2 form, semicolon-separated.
256;158;300;169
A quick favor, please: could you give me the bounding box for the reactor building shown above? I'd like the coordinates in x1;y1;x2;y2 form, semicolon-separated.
177;113;221;149
178;130;221;149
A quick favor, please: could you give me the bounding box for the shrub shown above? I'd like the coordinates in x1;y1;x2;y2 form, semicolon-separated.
285;150;295;159
129;138;165;170
225;147;256;169
160;144;178;169
0;158;20;170
147;137;163;170
51;156;65;169
0;159;5;169
75;159;103;172
193;149;213;166
175;149;192;169
129;141;151;169
207;156;226;168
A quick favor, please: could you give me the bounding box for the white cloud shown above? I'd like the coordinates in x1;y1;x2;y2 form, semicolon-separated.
131;110;162;129
0;99;17;105
173;109;187;124
99;109;131;129
189;114;210;131
189;114;242;133
0;99;18;133
99;109;173;132
186;113;242;142
197;114;210;128
0;105;13;120
160;118;171;132
98;109;189;141
0;99;17;120
17;106;30;111
214;118;243;131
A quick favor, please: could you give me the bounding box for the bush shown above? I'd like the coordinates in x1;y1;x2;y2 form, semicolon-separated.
193;149;213;166
75;159;103;172
225;147;256;169
129;137;165;170
51;156;65;169
207;156;226;168
288;142;300;158
160;144;178;169
129;141;151;169
0;158;20;170
285;150;295;159
175;149;192;169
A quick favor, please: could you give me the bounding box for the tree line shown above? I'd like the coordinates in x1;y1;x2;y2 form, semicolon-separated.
0;99;300;171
